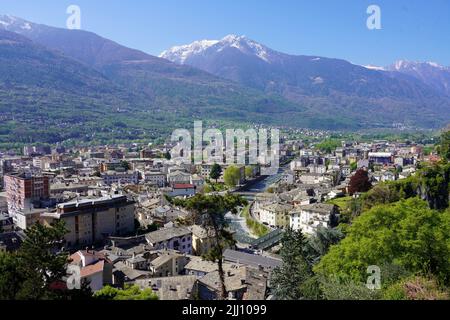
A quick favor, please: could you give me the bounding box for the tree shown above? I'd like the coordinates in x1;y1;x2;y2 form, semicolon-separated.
94;285;158;300
209;163;222;183
120;160;131;171
315;198;450;285
350;162;357;172
303;227;344;266
383;275;448;300
348;169;372;195
417;162;450;210
271;229;313;300
15;220;70;300
437;130;450;161
0;221;92;300
315;139;341;154
164;151;171;160
245;166;254;179
167;194;246;299
0;252;23;300
318;275;381;300
223;166;241;187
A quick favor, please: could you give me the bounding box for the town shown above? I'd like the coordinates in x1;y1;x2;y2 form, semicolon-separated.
0;131;441;300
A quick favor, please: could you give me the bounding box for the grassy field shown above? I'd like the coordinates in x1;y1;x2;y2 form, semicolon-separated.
241;205;270;238
326;196;353;210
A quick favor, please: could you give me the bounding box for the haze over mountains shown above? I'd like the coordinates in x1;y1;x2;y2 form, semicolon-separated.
0;15;449;144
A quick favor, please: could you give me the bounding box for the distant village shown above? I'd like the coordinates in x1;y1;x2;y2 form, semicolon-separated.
0;136;436;300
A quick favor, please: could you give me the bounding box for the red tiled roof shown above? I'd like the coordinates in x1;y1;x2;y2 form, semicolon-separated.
69;250;108;264
80;260;105;278
173;184;195;189
69;252;82;264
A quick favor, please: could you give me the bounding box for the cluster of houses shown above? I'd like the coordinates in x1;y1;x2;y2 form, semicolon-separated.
66;233;279;300
250;139;425;235
0;143;283;300
0;138;428;299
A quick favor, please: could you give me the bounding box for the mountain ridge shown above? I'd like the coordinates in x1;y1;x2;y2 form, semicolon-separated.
0;16;448;148
160;34;450;128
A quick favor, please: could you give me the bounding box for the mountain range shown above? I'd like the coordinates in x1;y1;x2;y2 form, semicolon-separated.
161;34;450;128
0;15;449;145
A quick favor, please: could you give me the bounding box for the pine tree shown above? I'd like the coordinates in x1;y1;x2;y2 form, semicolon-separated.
271;229;313;300
209;163;222;183
16;220;69;300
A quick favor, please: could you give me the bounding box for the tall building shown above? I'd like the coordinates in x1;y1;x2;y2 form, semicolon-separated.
4;172;50;228
42;194;135;248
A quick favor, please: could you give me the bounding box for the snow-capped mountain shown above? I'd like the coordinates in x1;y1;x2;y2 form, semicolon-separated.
1;14;449;130
387;60;450;96
160;39;219;64
364;65;386;71
160;34;446;100
0;15;34;33
160;34;281;65
159;35;450;128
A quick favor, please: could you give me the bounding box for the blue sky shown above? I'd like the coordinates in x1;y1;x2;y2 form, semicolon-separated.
2;0;450;66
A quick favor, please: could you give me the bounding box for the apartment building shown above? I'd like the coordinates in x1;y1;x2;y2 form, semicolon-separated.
4;172;50;227
42;194;135;248
289;203;339;236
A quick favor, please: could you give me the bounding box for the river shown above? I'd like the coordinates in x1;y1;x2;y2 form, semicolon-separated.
226;165;288;244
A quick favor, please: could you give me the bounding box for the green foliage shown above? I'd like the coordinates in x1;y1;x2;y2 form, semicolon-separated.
223;166;241;187
437;130;450;161
315;139;341;153
383;276;448;300
315;198;450;285
245;166;255;179
0;221;93;300
241;205;269;237
357;161;449;211
318;275;381;300
272;229;313;300
15;221;70;300
94;285;158;300
209;163;222;182
417;162;450;210
303;227;345;266
0;252;22;300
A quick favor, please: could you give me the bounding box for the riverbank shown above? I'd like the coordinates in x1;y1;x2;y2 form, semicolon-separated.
241;204;270;238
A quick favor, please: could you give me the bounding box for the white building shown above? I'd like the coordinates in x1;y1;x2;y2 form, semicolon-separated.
101;170;139;186
259;203;293;228
290;203;339;236
167;171;192;186
68;250;112;292
145;227;193;254
142;171;166;187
